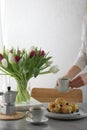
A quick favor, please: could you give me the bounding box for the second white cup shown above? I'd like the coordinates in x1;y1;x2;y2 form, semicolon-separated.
57;78;70;92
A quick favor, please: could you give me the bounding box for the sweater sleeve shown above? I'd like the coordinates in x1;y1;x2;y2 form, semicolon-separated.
73;16;87;70
73;43;87;70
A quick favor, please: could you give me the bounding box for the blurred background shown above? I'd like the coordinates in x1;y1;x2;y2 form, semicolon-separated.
0;0;87;102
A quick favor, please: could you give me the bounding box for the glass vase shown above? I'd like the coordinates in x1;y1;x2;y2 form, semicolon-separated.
15;79;30;103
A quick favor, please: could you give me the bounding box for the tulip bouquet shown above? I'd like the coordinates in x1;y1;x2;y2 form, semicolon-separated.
0;46;59;103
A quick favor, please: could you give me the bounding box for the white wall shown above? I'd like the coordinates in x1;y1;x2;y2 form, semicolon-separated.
2;0;87;101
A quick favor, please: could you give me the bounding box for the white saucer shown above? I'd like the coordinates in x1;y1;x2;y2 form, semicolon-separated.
26;117;48;124
55;86;72;92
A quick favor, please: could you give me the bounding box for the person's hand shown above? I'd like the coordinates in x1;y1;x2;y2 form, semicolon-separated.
69;73;87;88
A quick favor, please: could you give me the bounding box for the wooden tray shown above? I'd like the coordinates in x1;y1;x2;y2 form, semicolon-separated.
0;112;25;120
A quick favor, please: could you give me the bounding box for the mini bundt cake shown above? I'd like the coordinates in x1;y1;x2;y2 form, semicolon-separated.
55;97;67;106
47;102;60;113
69;102;79;112
61;105;73;114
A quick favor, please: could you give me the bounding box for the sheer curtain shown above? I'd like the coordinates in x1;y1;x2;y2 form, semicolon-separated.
0;0;9;92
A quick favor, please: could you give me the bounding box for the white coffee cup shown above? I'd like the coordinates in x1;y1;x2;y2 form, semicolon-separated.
56;78;70;92
26;106;44;122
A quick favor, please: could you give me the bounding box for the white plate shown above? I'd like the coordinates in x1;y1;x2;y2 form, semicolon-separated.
45;103;87;120
26;117;48;124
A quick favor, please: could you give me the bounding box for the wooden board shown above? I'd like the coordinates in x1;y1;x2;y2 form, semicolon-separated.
0;112;25;120
31;88;83;103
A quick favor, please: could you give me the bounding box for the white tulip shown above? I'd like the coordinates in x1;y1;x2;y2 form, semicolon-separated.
8;53;15;64
46;61;53;66
1;58;8;68
49;65;59;73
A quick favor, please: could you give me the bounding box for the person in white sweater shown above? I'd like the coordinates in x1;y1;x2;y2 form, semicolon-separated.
57;3;87;88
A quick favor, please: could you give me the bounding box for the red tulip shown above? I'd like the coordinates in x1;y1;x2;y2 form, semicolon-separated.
30;51;36;58
0;54;3;61
40;50;45;56
15;55;21;62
